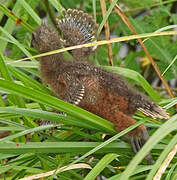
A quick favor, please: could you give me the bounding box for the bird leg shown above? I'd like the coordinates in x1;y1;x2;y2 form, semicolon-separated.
103;110;153;164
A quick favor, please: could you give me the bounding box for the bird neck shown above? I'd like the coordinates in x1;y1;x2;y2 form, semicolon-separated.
39;52;65;84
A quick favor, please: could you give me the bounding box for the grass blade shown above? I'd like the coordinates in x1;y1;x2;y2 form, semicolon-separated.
0;79;115;133
19;0;41;25
84;153;118;180
147;133;177;180
119;114;177;180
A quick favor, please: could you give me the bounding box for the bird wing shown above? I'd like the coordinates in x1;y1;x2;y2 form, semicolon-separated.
56;8;97;61
57;69;100;106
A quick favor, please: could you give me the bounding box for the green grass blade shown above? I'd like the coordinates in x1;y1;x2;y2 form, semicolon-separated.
0;118;28;128
0;53;25;106
8;65;49;93
119;114;177;180
165;162;177;180
69;121;144;167
0;154;17;161
0;79;115;133
0;107;100;130
164;97;177;109
0;141;136;154
147;133;177;180
108;165;153;180
0;0;11;21
8;61;38;68
0;3;33;33
162;53;177;76
84;153;118;180
0;127;25;131
0;164;43;174
130;17;177;75
0;124;56;142
48;0;63;15
0;53;12;81
97;0;119;37
92;0;97;22
19;0;41;25
148;38;177;74
0;27;34;60
0;0;21;53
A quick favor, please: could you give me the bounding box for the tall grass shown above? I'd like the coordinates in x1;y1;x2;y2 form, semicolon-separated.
0;0;176;179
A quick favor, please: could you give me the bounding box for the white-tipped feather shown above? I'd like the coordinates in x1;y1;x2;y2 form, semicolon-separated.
72;85;85;105
56;9;97;46
138;106;169;120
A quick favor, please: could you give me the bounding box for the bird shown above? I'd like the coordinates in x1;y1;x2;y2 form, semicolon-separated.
31;9;169;164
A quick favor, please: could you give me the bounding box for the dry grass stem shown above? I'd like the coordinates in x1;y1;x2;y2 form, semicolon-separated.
153;143;177;180
7;31;177;65
19;163;92;180
109;0;176;103
100;0;113;66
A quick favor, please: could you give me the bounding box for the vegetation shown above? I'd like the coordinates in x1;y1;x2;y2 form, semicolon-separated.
0;0;177;179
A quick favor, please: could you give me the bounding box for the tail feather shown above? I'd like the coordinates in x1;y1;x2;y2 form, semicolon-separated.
56;8;97;61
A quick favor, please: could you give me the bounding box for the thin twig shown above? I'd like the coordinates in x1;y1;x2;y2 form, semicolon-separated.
153;87;177;93
124;0;177;13
7;31;177;64
94;0;177;15
100;0;113;66
109;0;176;102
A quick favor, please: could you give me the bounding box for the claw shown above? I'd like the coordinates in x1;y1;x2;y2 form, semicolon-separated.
130;128;154;164
135;137;141;152
146;153;154;165
130;137;138;154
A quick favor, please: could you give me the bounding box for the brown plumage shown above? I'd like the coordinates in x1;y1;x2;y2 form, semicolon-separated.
56;9;97;61
31;10;169;164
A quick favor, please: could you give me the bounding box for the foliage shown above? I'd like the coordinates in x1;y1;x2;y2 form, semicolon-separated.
0;0;176;179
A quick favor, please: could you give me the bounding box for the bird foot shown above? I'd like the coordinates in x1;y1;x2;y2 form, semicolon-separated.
130;128;154;164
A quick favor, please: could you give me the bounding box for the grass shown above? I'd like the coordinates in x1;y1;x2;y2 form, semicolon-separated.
0;0;176;179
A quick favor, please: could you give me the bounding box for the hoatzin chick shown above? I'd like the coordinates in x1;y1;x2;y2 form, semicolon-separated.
31;9;169;164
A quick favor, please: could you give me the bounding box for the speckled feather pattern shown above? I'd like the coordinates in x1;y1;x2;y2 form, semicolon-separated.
31;24;169;130
31;21;169;163
56;9;97;61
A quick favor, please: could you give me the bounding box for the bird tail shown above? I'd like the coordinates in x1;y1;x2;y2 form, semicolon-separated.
56;8;97;61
